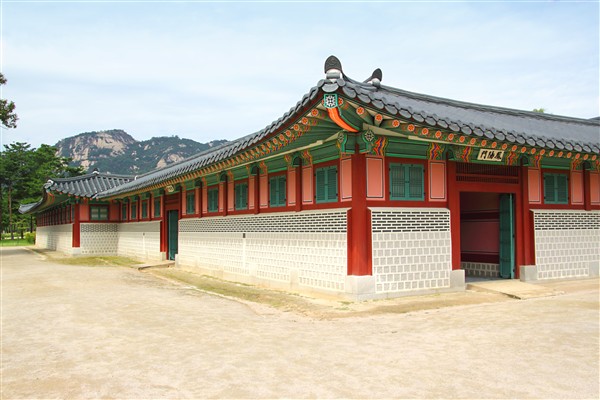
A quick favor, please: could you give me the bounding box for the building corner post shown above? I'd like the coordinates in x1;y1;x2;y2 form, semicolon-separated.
72;202;81;248
347;151;371;276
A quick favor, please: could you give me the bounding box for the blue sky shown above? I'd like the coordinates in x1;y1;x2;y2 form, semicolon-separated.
1;0;599;148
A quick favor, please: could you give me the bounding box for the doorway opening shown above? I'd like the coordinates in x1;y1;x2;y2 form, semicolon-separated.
167;210;179;261
459;192;515;280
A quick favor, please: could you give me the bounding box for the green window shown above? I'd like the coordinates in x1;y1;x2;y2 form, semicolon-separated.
131;203;137;220
269;175;286;207
543;173;569;204
389;163;424;201
315;165;338;203
154;197;161;218
90;206;108;221
235;182;248;210
208;187;219;212
186;191;196;214
121;204;128;221
141;201;148;219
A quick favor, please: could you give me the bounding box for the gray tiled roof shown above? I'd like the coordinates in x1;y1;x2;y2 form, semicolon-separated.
48;171;133;197
334;76;599;153
94;56;599;199
18;171;133;214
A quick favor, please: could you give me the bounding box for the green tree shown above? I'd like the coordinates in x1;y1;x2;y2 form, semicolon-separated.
532;108;546;113
0;73;18;129
0;142;83;239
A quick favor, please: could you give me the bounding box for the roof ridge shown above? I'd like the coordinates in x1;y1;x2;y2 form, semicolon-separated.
116;130;264;184
376;82;600;126
51;172;135;182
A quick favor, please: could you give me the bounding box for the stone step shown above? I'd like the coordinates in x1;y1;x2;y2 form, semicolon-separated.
467;280;563;299
137;261;175;271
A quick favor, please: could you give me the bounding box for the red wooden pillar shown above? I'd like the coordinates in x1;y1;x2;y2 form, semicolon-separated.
514;181;524;279
520;165;533;269
160;194;167;253
195;186;201;217
447;161;461;270
72;202;81;248
295;163;303;212
220;180;228;217
583;168;592;211
347;152;371;276
255;173;261;214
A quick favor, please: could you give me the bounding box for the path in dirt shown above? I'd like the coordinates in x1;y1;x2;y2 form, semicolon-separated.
1;247;599;399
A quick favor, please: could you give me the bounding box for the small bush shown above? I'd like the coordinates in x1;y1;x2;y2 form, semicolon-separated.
25;232;36;244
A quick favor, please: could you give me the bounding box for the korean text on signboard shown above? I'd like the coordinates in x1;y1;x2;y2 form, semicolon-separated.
477;149;504;161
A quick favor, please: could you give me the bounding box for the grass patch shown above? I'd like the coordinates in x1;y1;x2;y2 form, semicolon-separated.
37;252;142;268
150;269;328;314
148;268;512;319
0;239;30;247
54;256;142;267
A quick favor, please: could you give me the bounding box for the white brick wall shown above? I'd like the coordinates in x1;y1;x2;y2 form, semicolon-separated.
461;262;499;278
371;208;452;294
117;221;162;261
177;209;348;292
35;224;73;254
80;223;118;255
533;210;600;280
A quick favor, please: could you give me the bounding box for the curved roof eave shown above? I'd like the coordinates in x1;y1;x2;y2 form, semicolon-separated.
332;78;600;153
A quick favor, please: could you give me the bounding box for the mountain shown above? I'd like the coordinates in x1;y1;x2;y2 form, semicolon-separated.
55;129;228;175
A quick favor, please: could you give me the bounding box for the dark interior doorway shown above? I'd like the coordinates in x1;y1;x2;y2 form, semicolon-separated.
459;192;515;279
167;210;179;261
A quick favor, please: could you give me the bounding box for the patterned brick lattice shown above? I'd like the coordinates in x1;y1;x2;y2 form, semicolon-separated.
36;224;73;254
80;223;118;255
532;210;600;280
461;262;499;278
178;210;348;291
179;210;348;233
117;221;162;261
371;208;452;293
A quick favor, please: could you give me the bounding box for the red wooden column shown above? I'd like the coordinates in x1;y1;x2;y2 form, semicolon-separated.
220;180;228;217
447;161;461;270
195;186;201;217
72;202;81;248
160;194;167;253
295;162;303;212
583;168;592;211
520;165;533;268
347;151;371;276
252;171;260;214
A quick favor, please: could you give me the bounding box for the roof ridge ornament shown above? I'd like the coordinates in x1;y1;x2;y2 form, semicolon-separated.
324;55;342;81
364;68;383;88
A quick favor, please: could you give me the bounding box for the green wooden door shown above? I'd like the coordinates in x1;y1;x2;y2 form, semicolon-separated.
499;194;515;279
167;210;179;261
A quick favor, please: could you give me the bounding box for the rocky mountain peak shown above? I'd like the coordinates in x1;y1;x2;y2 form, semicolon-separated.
56;130;228;174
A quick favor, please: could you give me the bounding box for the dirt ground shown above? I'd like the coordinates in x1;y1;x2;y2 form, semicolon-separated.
1;247;599;399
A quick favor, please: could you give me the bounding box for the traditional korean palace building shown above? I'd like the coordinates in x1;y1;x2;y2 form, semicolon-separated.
21;56;600;299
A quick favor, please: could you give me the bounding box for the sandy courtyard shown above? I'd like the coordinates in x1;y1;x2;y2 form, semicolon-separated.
1;247;599;399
